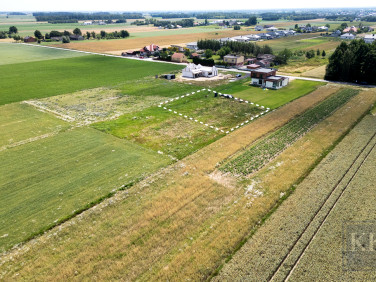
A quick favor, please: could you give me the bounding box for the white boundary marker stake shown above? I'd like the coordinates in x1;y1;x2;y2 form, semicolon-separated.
159;88;269;134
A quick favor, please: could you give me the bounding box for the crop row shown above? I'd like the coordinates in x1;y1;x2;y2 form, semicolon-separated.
220;88;359;176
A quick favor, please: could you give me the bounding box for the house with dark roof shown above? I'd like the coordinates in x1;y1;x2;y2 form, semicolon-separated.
24;36;36;43
69;35;84;41
140;44;159;56
250;68;289;89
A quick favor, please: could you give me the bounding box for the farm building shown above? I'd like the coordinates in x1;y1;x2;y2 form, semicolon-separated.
24;36;36;43
224;55;244;66
182;63;218;78
343;26;358;33
255;25;264;31
171;53;187;63
250;67;289;89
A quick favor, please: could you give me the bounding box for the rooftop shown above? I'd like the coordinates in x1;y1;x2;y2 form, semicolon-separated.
252;68;275;73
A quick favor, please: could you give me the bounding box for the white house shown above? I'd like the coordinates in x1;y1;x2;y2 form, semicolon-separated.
219;37;236;43
341;33;356;40
82;21;93;25
182;64;218;78
266;26;278;32
186;42;198;50
364;34;376;44
246;34;261;41
232;36;249;42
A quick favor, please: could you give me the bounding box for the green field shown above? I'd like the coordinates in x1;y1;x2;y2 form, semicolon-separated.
93;88;265;159
0;103;70;149
0;43;88;65
0;52;183;105
214;79;325;109
0;127;170;252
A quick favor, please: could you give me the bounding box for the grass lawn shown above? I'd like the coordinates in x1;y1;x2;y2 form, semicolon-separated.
0;127;171;252
0;55;183;105
92;89;264;159
0;43;88;65
214;79;325;109
0;103;70;149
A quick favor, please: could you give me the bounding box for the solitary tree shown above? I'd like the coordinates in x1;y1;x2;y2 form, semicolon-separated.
204;49;213;58
100;30;106;38
9;26;18;34
316;49;320;56
245;16;257;26
233;25;241;30
62;36;70;43
34;30;43;39
120;30;129;38
306;50;315;59
322;50;326;57
86;31;91;39
91;31;96;38
73;28;82;35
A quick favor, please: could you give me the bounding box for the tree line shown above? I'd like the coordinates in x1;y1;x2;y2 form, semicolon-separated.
32;12;143;22
132;18;194;28
325;40;376;84
197;39;273;56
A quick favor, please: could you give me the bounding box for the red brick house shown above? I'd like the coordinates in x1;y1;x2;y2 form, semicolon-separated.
24;36;36;43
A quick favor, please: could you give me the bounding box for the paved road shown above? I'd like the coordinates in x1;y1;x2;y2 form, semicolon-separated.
8;43;376;88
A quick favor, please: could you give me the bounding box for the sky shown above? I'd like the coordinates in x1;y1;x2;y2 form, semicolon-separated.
2;0;376;12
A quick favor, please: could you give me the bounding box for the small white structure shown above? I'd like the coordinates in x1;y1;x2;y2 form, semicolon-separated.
318;26;329;31
341;33;355;40
82;21;93;25
364;34;376;44
219;37;236;43
182;63;218;78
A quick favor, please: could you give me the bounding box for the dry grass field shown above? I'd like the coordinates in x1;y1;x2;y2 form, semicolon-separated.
54;29;258;54
0;84;342;280
215;90;376;281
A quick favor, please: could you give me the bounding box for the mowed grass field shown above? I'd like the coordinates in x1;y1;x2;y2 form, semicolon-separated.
0;43;88;65
0;127;171;252
0;50;183;105
214;79;325;109
0;103;70;149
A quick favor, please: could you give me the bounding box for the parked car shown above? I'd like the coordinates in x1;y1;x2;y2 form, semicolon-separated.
236;74;242;78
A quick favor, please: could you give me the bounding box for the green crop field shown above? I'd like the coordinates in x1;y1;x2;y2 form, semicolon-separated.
214;79;325;109
220;88;359;175
0;53;183;105
0;103;70;149
0;127;171;252
0;43;88;65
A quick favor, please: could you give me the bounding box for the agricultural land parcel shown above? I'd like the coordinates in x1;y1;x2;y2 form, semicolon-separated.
92;80;323;159
2;84;367;280
0;45;183;105
216;109;376;281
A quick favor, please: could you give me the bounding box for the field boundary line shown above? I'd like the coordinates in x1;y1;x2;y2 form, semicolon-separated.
23;100;76;122
269;130;376;281
0;132;60;152
158;88;270;134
